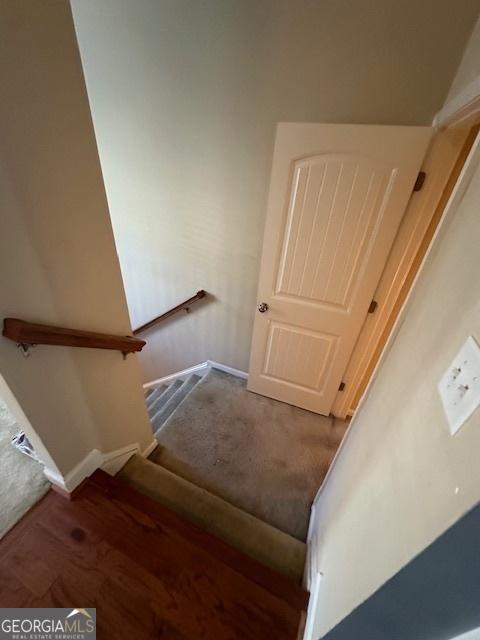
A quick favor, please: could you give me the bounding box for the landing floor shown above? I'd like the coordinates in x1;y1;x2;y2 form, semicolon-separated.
152;368;348;540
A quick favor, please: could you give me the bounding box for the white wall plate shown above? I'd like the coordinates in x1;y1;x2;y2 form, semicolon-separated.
438;336;480;435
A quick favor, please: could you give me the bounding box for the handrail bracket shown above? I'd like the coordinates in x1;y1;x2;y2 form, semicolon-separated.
18;342;35;357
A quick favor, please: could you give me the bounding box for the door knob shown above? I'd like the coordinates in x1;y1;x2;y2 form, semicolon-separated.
258;302;269;313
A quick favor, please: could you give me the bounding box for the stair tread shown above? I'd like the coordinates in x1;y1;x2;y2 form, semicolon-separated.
92;466;308;610
152;374;202;434
147;379;183;418
116;454;307;592
145;384;167;410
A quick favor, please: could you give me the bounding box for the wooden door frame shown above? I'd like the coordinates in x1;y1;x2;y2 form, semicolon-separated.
333;98;480;419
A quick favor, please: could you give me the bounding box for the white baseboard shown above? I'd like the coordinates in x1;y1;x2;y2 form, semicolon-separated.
305;503;318;591
143;361;209;389
143;359;248;389
207;360;248;380
43;438;158;493
101;443;141;476
303;510;324;640
303;571;323;640
44;449;103;493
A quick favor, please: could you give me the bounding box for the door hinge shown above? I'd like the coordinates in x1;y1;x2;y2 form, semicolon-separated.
368;300;378;314
413;170;426;192
338;381;345;391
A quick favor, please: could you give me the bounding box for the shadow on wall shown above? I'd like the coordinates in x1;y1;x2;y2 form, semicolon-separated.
320;501;480;640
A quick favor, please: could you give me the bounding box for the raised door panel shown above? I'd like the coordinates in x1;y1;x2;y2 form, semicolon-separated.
275;155;394;312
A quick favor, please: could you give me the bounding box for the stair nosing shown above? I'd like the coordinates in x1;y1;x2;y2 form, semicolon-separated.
88;469;309;610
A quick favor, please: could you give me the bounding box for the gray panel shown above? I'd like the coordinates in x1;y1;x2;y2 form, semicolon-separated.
320;503;480;640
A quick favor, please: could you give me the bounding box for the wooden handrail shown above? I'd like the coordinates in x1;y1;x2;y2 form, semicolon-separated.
3;318;146;355
133;290;207;335
3;291;207;355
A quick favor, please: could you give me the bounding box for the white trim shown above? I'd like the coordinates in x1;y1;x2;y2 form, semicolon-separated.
141;438;158;458
312;130;480;508
303;571;323;640
143;361;209;389
207;360;248;380
306;503;317;545
304;503;318;591
143;359;248;389
44;449;103;493
434;74;480;128
101;443;140;475
43;437;159;491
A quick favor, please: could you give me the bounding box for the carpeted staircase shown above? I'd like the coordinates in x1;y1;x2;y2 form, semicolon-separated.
117;367;347;588
145;373;202;434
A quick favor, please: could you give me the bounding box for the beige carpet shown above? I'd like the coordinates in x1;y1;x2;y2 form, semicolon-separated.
151;368;348;540
119;454;307;582
0;401;50;539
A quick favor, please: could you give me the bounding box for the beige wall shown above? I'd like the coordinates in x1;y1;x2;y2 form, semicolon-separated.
0;1;152;476
71;0;479;382
447;14;480;103
309;137;480;636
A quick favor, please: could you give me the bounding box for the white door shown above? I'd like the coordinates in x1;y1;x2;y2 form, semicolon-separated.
248;123;432;415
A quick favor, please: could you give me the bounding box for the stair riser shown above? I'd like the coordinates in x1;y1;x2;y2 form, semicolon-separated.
145;385;167;410
152;374;201;434
147;380;183;418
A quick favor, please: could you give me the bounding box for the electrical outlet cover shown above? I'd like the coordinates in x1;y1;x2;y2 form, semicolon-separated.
438;336;480;435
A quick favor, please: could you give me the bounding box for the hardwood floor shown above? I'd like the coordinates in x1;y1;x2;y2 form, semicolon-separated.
0;471;308;639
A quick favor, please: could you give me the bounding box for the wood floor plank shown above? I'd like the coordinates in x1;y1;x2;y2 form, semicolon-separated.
74;487;299;638
0;573;34;608
0;489;55;558
0;476;305;640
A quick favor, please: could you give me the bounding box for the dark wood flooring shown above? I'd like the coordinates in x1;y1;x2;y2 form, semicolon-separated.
0;470;308;639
